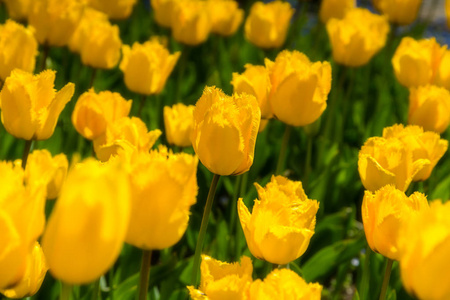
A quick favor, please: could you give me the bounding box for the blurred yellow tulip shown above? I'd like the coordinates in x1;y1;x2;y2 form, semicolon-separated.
3;0;31;20
376;0;423;25
120;39;180;95
238;175;319;265
0;69;74;140
0;20;38;81
187;255;253;300
447;0;450;29
362;185;428;260
87;0;137;20
244;1;294;49
151;0;176;28
399;200;450;300
164;103;195;147
265;50;331;126
436;49;450;90
319;0;355;23
171;0;211;46
206;0;243;36
41;159;130;284
72;89;133;140
191;86;260;176
125;147;198;250
326;8;389;67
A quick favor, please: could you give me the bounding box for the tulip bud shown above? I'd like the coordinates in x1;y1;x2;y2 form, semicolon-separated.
326;8;389;67
232;64;272;119
399;200;450;300
41;159;131;284
265;50;332;127
69;8;109;54
187;255;253;299
163;103;195;147
238;175;319;265
319;0;355;23
375;0;423;25
28;0;84;47
0;69;75;141
87;0;137;20
72;89;133;140
206;0;243;36
120;39;180;95
392;37;446;88
125;147;198;250
0;20;38;81
151;0;176;28
247;269;322;299
80;20;122;69
191;86;260;176
362;185;428;260
171;0;211;46
244;1;294;49
3;0;31;20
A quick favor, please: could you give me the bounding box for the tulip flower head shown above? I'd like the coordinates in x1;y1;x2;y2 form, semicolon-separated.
244;1;294;49
362;185;428;260
437;49;450;90
238;175;319;265
69;8;109;54
206;0;243;36
326;8;389;67
164;103;195;147
87;0;138;20
191;86;261;176
319;0;355;23
375;0;423;25
171;0;211;46
3;0;31;20
0;69;75;141
151;0;176;28
265;50;332;126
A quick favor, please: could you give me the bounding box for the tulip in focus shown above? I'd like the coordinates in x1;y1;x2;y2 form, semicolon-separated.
392;37;446;88
28;0;84;47
247;269;322;300
41;159;131;284
399;200;450;300
87;0;137;20
0;242;48;299
375;0;423;25
0;69;75;141
191;86;260;176
72;89;133;140
3;0;31;20
362;185;428;260
120;39;180;95
265;50;332;127
125;147;198;250
164;103;195;147
231;64;272;119
171;0;211;46
319;0;355;23
151;0;176;28
206;0;243;36
244;1;294;49
326;8;389;67
238;175;319;265
187;255;253;300
0;20;38;81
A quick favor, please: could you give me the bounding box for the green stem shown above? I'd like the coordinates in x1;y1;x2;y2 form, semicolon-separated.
234;171;248;259
379;258;393;300
89;68;97;89
21;140;33;169
138;250;152;300
91;279;100;300
175;46;189;103
303;132;313;189
228;175;242;233
109;267;114;300
40;44;49;72
190;174;221;286
137;94;146;119
60;282;72;300
275;125;292;175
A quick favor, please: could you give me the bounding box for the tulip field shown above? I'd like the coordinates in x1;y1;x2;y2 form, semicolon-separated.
1;0;450;299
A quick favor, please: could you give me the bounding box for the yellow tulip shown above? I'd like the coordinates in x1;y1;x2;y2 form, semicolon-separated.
206;0;243;36
41;159;130;284
164;103;195;147
87;0;137;20
0;69;75;141
80;20;122;69
93;117;161;162
171;0;211;46
399;200;450;300
28;0;84;47
436;49;450;90
0;161;46;289
383;124;448;182
187;255;253;300
125;147;198;250
244;1;294;49
0;242;48;299
0;20;38;81
392;37;446;88
265;50;331;127
319;0;355;23
326;8;389;67
24;150;69;200
247;269;322;300
72;89;133;140
191;86;260;176
3;0;31;20
238;175;319;265
151;0;176;28
375;0;423;25
120;39;180;95
362;185;428;260
231;64;272;119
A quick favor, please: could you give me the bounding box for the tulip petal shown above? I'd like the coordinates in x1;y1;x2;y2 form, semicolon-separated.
358;153;396;191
